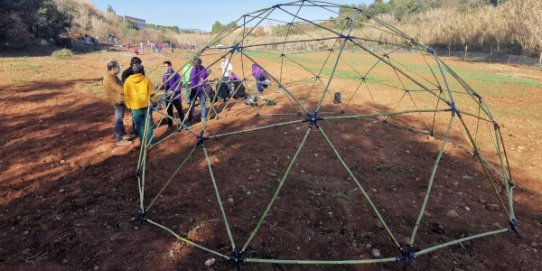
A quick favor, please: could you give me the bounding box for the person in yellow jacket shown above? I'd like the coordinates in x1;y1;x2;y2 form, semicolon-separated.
103;60;132;146
123;63;156;145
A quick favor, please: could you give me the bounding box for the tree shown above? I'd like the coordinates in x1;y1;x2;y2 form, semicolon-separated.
107;4;115;14
211;21;225;33
211;21;238;34
0;0;72;46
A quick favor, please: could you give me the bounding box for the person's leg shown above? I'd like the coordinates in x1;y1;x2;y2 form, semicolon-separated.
166;99;174;128
132;109;145;141
199;91;207;122
172;99;184;124
142;108;154;144
134;108;154;145
184;84;191;104
222;76;230;100
187;89;197;123
113;105;127;140
256;80;263;94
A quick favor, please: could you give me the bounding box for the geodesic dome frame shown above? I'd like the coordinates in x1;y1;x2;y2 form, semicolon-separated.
133;1;518;269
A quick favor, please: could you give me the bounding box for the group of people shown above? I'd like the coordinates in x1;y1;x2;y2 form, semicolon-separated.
132;41;175;55
103;55;271;146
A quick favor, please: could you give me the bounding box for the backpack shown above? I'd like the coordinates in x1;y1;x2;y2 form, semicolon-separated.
244;94;258;106
205;84;215;100
333;92;342;104
231;80;246;99
216;81;230;101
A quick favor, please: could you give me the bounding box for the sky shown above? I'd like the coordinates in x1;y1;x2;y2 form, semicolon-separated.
91;0;373;31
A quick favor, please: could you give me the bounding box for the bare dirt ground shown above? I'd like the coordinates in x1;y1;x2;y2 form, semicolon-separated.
0;50;541;271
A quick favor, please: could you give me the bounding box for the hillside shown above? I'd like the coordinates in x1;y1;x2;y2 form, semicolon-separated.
0;0;210;49
335;0;541;56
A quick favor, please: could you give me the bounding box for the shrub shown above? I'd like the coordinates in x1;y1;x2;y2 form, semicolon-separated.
52;48;74;59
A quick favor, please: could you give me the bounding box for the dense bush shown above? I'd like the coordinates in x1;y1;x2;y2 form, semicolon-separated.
0;0;71;46
52;48;74;59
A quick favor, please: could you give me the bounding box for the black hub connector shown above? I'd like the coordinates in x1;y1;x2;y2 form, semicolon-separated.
231;44;243;54
340;34;354;42
304;112;323;128
138;209;147;225
509;219;521;238
134;169;141;180
196;131;209;147
493;121;500;130
446;101;461;117
228;248;246;269
396;245;417;271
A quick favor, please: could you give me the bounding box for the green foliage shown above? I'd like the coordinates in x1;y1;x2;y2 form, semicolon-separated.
460;0;503;8
211;21;225;34
157;32;167;43
106;4;115;14
211;21;238;34
147;24;181;33
274;24;304;36
123;20;140;31
52;48;74;59
335;0;442;23
390;0;442;21
0;0;72;46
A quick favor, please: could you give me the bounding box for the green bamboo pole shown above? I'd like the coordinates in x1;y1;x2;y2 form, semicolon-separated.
240;52;310;114
145;146;198;213
380;83;408;121
209;119;303;140
348;39;448;105
202;146;237;251
315;10;359;113
495;127;515;220
146;218;230;260
151;108;197;136
139;105;153;212
415;228;509;256
245;257;398;265
241;128;312;252
324;108;449;121
318;126;401;248
456;115;510;219
409;115;454;245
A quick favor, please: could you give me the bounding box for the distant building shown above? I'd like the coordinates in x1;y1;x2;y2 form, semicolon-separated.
123;16;146;29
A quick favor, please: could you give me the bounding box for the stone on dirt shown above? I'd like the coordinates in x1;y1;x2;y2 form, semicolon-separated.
446;209;460;218
205;258;216;267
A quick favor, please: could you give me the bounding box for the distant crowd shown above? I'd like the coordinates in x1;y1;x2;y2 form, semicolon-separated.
103;56;271;146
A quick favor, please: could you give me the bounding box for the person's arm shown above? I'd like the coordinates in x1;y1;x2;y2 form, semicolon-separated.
121;69;130;84
109;77;125;103
148;80;156;104
123;82;132;109
172;73;182;92
160;74;167;90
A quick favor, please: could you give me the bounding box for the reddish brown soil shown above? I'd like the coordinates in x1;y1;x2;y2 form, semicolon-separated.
0;52;540;271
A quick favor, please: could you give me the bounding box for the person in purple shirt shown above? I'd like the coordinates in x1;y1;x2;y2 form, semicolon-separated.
229;72;241;82
252;63;270;94
161;61;185;130
187;58;209;125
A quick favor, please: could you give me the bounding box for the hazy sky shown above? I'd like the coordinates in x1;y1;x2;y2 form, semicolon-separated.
91;0;373;31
